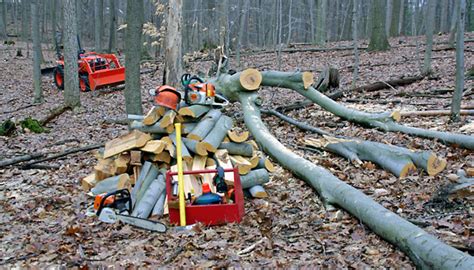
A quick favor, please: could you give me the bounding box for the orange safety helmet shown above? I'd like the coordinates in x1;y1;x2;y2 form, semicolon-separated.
154;85;181;110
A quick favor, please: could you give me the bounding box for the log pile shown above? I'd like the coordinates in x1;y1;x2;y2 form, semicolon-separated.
81;104;275;219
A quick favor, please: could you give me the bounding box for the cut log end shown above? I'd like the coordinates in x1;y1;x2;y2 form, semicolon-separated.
427;154;447;176
239;68;262;91
227;130;249;143
399;163;417;179
264;159;275;172
390;110;401;122
195;142;209;156
302;72;314;89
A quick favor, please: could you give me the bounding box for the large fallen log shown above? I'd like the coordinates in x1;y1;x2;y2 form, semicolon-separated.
259;71;474;149
211;68;474;269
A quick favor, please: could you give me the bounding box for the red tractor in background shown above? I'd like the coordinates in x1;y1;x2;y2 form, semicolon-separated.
53;35;125;92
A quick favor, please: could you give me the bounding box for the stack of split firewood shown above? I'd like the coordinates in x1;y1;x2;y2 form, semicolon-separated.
81;104;275;219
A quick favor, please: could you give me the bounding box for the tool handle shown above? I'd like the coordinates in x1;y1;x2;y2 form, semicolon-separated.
96;189;132;216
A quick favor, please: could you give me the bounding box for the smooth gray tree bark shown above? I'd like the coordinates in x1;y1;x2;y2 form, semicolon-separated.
31;0;42;104
94;0;103;52
124;0;144;115
63;0;80;109
315;0;327;45
164;0;183;86
422;0;436;76
0;0;7;39
451;0;466;122
352;0;359;88
368;0;390;51
107;0;116;53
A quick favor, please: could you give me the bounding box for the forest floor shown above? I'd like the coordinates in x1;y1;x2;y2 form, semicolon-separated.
1;33;473;268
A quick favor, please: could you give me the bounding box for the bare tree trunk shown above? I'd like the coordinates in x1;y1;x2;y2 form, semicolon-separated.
286;0;293;45
368;0;390;51
63;0;80;109
422;0;436;76
31;0;42;104
309;0;315;43
440;0;449;33
277;0;282;69
236;0;250;68
124;0;143;115
218;0;229;55
449;0;460;47
316;0;327;45
451;0;466;122
164;0;183;86
107;0;116;53
0;0;7;39
94;0;103;52
385;0;393;36
352;0;359;88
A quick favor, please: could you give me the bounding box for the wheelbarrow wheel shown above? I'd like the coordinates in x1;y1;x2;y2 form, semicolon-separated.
53;66;64;90
79;74;91;92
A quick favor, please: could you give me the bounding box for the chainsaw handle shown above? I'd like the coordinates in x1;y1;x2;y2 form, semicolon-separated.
96;189;132;216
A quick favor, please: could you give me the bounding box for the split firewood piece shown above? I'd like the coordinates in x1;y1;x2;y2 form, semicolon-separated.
160;136;176;157
91;174;131;195
114;152;130;174
143;106;164;126
198;115;233;153
305;135;446;178
239;68;262;91
214;149;235;185
159;110;177;128
169;133;193;164
206;157;216;167
130;150;142;185
132;174;166;218
240;169;270;189
94;158;116;180
81;173;97;191
249;185;269;198
249;155;260;169
229;155;253;175
256;157;276;172
149;151;171;164
227;128;249;143
178;104;211;118
171;163;198;196
131;161;159;207
467;168;474;177
151;174;167;217
219;142;254;157
130;120;169;134
140;140;166;154
103;130;151;158
187;109;222;140
190;155;207;196
247;140;260;151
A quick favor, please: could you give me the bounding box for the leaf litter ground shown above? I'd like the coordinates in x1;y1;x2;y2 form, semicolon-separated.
0;33;473;268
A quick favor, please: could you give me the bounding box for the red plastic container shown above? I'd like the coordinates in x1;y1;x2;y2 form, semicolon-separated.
166;168;245;226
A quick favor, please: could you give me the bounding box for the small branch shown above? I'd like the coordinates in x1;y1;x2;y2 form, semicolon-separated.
261;109;330;136
21;143;105;168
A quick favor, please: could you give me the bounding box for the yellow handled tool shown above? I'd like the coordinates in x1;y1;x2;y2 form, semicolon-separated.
175;123;186;226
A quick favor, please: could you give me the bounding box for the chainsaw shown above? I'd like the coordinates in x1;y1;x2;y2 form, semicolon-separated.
181;74;229;107
95;189;167;233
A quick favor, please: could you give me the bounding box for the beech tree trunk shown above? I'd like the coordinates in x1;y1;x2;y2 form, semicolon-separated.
422;0;435;76
368;0;390;51
210;69;474;269
0;0;6;39
31;0;42;104
94;0;103;52
164;0;183;86
451;0;466;122
124;0;143;115
107;0;116;53
63;0;80;109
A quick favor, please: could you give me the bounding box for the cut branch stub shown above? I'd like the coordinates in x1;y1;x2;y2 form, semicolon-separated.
239;68;262;90
302;71;314;89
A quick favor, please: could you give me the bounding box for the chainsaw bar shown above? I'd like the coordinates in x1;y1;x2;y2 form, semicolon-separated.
99;207;167;233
